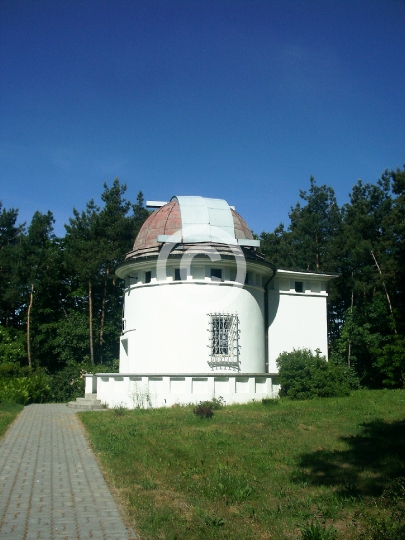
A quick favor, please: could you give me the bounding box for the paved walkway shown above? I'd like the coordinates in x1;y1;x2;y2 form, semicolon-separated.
0;404;136;540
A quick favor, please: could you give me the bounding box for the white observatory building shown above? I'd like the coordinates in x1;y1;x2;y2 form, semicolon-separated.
83;196;336;408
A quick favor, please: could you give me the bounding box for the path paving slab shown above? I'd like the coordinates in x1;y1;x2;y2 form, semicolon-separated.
0;404;136;539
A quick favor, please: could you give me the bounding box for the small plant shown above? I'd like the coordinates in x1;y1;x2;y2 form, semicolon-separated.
262;397;279;406
193;402;214;419
203;515;225;527
141;476;157;490
130;383;153;409
209;396;226;409
113;403;127;416
299;520;337;540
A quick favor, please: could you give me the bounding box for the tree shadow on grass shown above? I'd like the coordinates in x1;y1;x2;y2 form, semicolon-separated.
294;419;405;497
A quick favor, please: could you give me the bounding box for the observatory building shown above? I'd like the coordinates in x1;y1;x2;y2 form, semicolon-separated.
84;196;336;408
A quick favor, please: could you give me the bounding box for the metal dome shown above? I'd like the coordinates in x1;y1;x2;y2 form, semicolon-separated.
126;196;258;258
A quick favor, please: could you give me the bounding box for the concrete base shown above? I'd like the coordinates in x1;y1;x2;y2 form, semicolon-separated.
84;373;280;409
67;393;106;411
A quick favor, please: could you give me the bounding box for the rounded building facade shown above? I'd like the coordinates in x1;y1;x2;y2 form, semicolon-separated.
80;195;334;409
115;196;274;376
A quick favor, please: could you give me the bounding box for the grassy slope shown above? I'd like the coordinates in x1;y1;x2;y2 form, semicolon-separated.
0;402;23;438
79;389;405;540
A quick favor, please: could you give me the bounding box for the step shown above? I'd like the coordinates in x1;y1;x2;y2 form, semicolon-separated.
67;401;105;410
75;396;102;404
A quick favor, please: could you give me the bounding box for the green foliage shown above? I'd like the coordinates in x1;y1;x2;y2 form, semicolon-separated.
262;397;279;406
113;403;128;416
54;312;93;365
371;334;405;388
0;401;23;438
0;370;52;405
300;521;338;540
49;360;117;403
80;389;405;540
193;396;225;418
193;402;214;419
49;362;89;402
276;348;356;400
0;326;27;364
355;477;405;539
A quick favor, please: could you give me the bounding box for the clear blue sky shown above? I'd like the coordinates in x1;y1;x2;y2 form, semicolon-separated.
1;0;404;238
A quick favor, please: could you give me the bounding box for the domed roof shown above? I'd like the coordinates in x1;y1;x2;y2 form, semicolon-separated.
126;196;258;258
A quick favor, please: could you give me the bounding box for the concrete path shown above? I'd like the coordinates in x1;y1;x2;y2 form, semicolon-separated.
0;404;136;540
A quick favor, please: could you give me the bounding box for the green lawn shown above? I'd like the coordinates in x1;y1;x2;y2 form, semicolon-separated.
0;401;23;438
79;389;405;540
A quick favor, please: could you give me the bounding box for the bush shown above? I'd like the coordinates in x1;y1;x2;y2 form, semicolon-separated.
0;327;27;365
193;396;225;418
0;370;52;405
276;348;356;400
193;403;214;419
49;363;89;402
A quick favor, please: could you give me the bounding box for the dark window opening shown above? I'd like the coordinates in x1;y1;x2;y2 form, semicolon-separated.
212;316;230;355
145;271;152;284
174;268;181;281
295;281;303;293
211;268;222;281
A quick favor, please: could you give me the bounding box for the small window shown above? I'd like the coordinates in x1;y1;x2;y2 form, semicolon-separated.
174;268;181;281
145;271;152;284
295;281;303;293
211;268;222;281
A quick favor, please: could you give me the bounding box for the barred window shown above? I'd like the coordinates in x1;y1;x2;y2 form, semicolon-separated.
208;313;240;371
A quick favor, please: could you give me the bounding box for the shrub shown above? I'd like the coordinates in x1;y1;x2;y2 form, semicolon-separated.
276;348;355;400
193;396;225;418
0;371;52;405
49;363;89;402
193;403;214;419
49;361;117;403
0;327;27;365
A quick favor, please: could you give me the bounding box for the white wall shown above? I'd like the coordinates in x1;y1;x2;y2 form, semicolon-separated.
267;287;328;372
120;269;267;375
89;373;280;409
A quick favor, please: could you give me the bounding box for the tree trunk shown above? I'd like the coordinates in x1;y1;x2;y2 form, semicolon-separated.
88;280;94;365
370;250;397;334
99;268;109;364
26;282;34;369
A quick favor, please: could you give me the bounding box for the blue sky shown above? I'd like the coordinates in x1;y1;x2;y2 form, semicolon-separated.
1;0;404;238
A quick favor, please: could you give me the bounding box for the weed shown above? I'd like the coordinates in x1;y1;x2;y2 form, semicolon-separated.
113;403;127;416
262;397;279;406
141;477;157;490
299;520;337;539
130;383;153;409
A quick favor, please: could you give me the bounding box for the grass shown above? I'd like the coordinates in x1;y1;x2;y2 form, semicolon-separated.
0;401;23;438
79;389;405;540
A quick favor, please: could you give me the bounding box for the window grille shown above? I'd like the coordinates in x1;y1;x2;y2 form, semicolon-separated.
207;313;240;371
